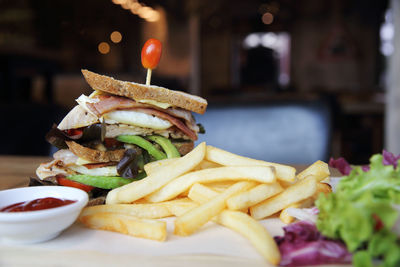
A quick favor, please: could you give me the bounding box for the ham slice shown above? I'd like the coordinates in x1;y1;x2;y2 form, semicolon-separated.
165;108;199;133
134;108;198;141
86;95;198;140
86;95;146;116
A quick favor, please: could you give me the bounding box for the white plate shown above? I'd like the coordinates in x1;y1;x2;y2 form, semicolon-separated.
1;217;285;266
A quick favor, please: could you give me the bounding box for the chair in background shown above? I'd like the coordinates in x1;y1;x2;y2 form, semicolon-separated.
194;100;331;164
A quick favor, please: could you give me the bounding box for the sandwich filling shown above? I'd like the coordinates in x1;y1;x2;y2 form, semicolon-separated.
73;93;199;140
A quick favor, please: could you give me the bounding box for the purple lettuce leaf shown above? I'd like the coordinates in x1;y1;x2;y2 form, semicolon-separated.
328;157;352;175
329;150;400;175
382;150;400;168
274;221;352;266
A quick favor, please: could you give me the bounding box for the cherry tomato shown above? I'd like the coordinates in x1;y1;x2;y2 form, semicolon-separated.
141;38;162;69
57;176;94;192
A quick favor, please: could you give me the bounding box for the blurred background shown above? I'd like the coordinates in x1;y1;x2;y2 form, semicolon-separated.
0;0;398;164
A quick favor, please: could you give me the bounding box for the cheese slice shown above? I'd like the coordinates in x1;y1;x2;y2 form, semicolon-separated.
138;99;171;109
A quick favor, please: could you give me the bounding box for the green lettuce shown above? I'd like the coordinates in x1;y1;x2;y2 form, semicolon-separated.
316;154;400;267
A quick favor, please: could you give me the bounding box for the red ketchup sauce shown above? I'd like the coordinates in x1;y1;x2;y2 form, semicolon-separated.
0;197;76;212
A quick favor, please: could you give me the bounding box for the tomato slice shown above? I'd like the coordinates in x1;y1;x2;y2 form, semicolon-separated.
141;38;162;69
57;176;94;192
65;128;83;139
104;138;122;149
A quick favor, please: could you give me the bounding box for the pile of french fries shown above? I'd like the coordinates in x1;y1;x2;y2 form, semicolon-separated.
79;142;331;265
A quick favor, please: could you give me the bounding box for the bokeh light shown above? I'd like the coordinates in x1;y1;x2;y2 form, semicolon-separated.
110;31;122;43
98;42;110;54
262;12;274;25
111;0;159;22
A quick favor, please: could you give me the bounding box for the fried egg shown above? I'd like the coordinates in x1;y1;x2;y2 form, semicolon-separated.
103;110;172;130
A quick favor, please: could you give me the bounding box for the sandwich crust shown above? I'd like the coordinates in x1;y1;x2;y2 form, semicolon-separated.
81;69;207;114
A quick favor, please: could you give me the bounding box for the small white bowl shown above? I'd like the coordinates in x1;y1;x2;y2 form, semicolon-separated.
0;186;88;244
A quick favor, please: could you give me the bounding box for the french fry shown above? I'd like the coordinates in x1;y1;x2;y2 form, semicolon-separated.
206;181;236;192
250;175;317;220
174;181;256;236
296;160;330;182
106;142;206;204
193;160;222;171
129;198;151;204
278;180;297;189
80;203;171;219
165;199;199;217
104;186;123;205
144;158;219;176
316;182;332;195
205;145;296;182
188;183;249;213
146;166;275;203
144;158;177;175
308;182;332;202
187;183;219;204
81;198;194;219
216;210;281;265
80;212;167;241
226;183;283;211
279;203;300;224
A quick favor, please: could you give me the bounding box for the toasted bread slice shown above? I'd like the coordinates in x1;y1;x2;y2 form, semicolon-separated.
66;141;125;163
81;69;207;114
174;141;195;156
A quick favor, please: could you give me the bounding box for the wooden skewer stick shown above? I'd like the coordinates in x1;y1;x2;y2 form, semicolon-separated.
146;68;152;85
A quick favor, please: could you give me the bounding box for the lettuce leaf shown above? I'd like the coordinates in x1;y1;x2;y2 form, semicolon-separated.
45;123;105;149
329;157;352;175
274;221;352;266
316;153;400;267
330;150;400;175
